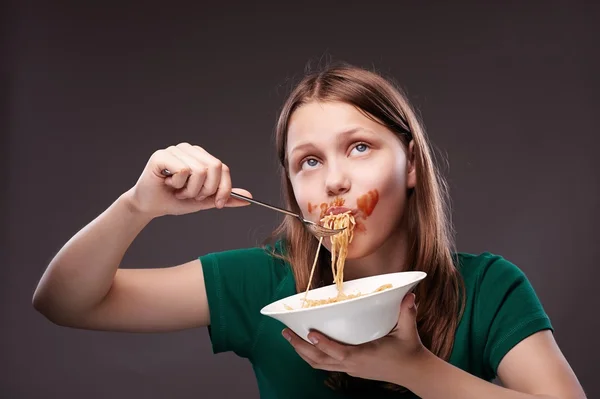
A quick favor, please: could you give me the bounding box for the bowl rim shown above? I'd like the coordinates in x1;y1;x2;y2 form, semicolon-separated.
260;270;427;316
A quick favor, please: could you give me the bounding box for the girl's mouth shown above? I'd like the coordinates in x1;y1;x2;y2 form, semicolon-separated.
324;206;357;216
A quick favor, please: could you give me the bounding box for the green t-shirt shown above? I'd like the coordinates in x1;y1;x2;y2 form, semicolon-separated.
200;243;552;398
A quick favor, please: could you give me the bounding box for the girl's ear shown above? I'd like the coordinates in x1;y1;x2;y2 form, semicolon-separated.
406;140;417;189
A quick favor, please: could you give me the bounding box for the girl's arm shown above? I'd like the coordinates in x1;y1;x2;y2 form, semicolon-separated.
403;330;586;399
33;191;211;332
32;143;252;333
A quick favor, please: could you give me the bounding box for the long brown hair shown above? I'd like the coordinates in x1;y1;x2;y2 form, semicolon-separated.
265;61;465;393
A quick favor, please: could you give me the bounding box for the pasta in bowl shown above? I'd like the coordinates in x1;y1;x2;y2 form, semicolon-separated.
260;210;427;345
260;270;426;345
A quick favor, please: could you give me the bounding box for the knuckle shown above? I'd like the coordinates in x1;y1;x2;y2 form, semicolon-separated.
209;159;223;170
221;163;230;173
176;142;191;148
192;165;208;176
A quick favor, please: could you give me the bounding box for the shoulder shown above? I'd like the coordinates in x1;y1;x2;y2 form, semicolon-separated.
454;251;531;291
454;251;546;318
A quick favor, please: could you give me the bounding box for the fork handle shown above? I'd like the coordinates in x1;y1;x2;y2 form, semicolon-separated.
230;192;300;218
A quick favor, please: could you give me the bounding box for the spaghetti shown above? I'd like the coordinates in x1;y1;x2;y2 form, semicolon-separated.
298;211;392;309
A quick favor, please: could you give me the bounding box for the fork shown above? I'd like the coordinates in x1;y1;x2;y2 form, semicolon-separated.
160;169;345;238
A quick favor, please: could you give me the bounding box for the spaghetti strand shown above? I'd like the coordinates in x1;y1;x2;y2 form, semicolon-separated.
296;211;392;309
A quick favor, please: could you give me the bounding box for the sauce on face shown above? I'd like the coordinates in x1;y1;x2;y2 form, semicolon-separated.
319;203;328;219
305;192;378;233
331;197;345;207
356;190;379;217
306;197;345;220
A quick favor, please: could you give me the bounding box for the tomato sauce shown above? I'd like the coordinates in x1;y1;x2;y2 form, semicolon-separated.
356;190;379;217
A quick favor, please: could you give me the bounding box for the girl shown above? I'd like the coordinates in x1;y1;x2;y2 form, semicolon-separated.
32;62;585;398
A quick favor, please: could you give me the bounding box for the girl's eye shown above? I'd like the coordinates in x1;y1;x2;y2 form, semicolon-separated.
350;143;370;155
301;158;321;170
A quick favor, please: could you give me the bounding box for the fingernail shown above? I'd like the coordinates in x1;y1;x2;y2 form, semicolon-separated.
216;199;225;208
282;330;291;341
196;196;206;202
309;335;319;344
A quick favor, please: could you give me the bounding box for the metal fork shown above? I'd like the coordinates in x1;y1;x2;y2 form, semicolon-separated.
161;169;345;238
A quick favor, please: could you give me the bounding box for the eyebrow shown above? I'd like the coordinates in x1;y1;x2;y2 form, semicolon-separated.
288;127;373;156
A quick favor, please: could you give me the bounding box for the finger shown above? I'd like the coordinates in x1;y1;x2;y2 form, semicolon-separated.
167;146;208;199
195;154;222;199
177;144;223;200
307;331;353;363
394;293;418;339
404;292;416;313
152;151;191;190
213;163;232;208
175;143;213;199
165;167;192;190
223;188;254;207
282;329;338;367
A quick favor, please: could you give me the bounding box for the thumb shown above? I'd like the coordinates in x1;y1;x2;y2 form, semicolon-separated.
224;188;254;208
394;293;418;339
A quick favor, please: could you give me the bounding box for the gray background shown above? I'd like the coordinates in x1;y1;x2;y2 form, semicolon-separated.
3;1;598;398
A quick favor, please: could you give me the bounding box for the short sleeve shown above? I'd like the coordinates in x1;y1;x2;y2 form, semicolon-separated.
476;254;553;379
200;246;289;359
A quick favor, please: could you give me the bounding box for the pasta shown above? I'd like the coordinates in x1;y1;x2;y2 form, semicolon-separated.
322;210;356;293
296;211;392;309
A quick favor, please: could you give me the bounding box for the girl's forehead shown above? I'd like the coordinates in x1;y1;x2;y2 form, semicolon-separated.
289;102;367;130
286;102;382;147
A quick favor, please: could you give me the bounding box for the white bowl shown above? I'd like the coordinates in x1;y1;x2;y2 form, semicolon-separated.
260;271;427;345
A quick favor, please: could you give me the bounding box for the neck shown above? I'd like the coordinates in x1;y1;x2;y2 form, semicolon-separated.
343;225;409;281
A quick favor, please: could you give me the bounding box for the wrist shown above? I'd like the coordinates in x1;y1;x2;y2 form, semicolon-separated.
119;189;156;223
391;346;435;388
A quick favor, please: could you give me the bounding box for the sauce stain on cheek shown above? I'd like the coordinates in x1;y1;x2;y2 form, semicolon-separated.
354;190;379;233
356;190;379;217
319;203;328;219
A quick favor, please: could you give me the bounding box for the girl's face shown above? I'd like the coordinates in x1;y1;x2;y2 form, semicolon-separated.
286;101;416;259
